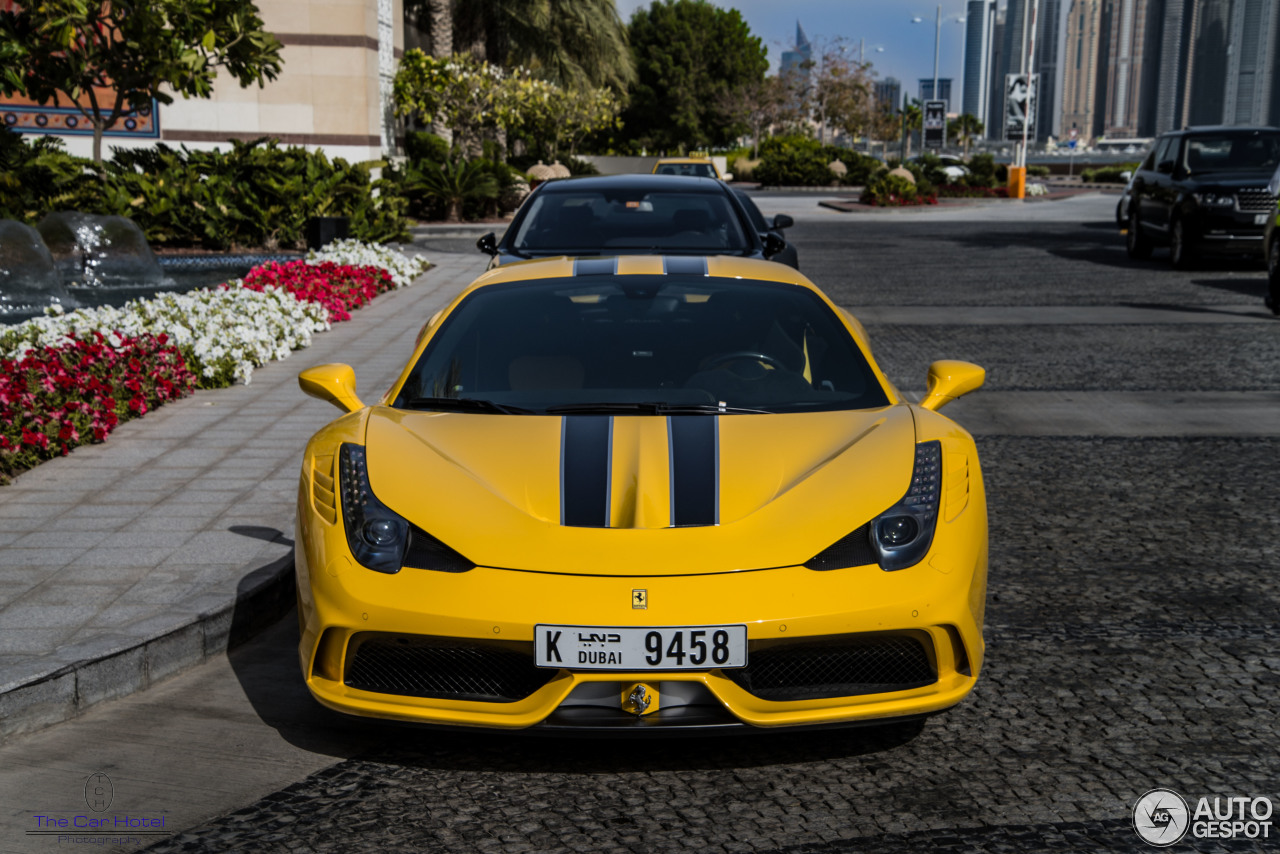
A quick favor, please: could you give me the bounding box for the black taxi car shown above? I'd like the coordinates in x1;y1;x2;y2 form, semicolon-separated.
1125;126;1280;269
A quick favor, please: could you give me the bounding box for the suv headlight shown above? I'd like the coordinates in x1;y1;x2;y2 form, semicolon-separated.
870;441;942;571
1194;192;1235;208
338;443;409;573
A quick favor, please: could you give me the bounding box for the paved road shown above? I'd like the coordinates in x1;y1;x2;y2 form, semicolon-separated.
2;194;1278;854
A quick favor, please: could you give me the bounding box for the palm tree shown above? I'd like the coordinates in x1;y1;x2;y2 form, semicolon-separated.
949;113;984;158
902;102;922;160
454;0;635;92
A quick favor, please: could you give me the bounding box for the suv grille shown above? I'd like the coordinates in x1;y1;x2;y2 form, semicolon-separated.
1237;188;1276;213
345;634;554;702
726;634;936;701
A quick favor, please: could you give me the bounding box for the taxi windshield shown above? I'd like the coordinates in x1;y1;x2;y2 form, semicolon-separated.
394;276;891;415
510;190;750;255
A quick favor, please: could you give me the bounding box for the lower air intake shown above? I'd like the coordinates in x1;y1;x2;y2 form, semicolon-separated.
726;633;936;701
345;634;554;703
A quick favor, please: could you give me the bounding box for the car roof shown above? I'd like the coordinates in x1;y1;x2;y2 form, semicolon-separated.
470;255;811;290
654;157;714;164
1163;125;1280;136
536;173;728;193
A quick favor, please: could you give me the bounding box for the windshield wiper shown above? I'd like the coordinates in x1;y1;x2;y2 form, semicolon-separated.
544;402;768;415
404;397;534;415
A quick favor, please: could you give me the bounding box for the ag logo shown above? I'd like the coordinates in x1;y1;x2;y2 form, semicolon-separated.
1133;788;1189;846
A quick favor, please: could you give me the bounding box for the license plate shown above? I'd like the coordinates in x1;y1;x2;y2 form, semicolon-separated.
1256;214;1270;225
535;624;747;670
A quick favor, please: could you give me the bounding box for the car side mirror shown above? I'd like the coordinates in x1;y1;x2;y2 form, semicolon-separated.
772;213;794;230
476;232;497;256
762;233;785;258
1156;160;1175;174
299;363;364;413
920;360;985;412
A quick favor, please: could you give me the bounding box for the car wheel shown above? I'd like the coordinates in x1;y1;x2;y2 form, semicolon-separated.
1126;209;1152;260
1267;234;1280;316
1170;217;1196;270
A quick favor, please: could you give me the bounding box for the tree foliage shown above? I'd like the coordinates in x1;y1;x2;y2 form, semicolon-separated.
394;51;533;154
623;0;767;152
0;0;282;163
452;0;635;92
517;80;621;158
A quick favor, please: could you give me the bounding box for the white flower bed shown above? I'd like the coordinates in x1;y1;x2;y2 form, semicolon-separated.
0;286;330;386
306;239;430;289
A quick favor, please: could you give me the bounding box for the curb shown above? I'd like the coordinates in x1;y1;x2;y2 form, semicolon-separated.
0;552;296;744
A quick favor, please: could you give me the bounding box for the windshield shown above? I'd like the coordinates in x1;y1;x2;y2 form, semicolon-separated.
656;162;718;178
510;190;750;254
394;276;891;415
1183;131;1280;173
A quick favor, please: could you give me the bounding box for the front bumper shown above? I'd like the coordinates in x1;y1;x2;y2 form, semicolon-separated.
296;547;987;731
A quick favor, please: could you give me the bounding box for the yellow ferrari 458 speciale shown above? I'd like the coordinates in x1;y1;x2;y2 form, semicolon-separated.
295;255;988;733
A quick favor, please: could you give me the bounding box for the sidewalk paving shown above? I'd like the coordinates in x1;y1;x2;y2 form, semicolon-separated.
0;250;489;742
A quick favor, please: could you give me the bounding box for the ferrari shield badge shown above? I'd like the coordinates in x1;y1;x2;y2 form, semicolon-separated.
632;589;647;609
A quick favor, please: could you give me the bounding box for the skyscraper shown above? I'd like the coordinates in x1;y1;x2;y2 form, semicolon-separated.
780;21;813;79
1222;0;1280;125
876;77;903;110
1061;0;1105;145
919;78;955;105
1102;0;1158;137
963;0;998;126
1186;0;1232;125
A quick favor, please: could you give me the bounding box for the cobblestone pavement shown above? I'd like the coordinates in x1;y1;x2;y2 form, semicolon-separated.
117;197;1280;853
1;197;1275;853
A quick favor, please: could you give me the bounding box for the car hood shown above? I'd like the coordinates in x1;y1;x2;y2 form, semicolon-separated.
363;406;916;575
1184;172;1276;189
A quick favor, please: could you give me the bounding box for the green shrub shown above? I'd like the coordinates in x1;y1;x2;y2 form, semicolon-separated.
754;136;833;187
0;134;409;249
860;173;936;207
967;153;998;188
1027;164;1051;178
405;131;450;165
1080;162;1140;183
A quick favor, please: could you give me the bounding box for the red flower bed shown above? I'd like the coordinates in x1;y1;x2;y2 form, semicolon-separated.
937;184;1008;199
0;333;195;483
239;260;394;322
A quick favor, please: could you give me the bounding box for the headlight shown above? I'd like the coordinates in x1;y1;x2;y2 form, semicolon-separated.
1194;192;1235;208
338;443;409;573
869;441;941;571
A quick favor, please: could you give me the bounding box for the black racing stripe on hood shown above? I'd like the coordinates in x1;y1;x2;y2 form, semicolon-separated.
561;416;612;527
668;416;718;527
663;256;708;276
573;257;617;276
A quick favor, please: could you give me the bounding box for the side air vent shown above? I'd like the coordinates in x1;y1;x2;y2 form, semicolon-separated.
403;525;475;573
311;454;337;524
805;523;876;570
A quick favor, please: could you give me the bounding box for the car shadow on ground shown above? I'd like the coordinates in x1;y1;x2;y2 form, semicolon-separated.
226;594;928;773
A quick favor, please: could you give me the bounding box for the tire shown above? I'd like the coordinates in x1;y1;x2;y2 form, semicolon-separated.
1170;217;1196;270
1126;209;1152;260
1267;234;1280;316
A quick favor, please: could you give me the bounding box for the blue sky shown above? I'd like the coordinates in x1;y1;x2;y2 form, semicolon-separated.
615;0;975;96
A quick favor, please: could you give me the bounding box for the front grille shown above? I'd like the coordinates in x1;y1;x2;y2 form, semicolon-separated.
726;634;935;701
1237;188;1276;213
345;634;554;702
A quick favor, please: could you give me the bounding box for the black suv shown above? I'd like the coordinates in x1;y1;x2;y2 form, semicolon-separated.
1126;126;1280;268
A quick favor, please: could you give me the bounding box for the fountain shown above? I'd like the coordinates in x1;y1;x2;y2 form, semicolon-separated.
37;212;168;288
0;220;78;319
